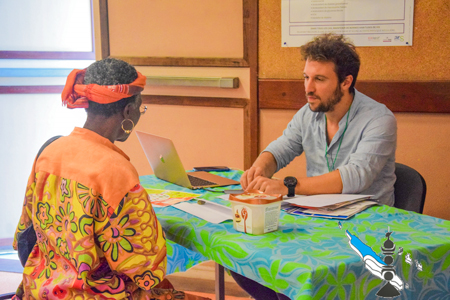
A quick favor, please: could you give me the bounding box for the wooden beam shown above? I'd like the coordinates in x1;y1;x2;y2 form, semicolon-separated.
141;95;248;109
0;86;64;94
356;81;450;113
259;79;305;110
109;57;249;68
98;0;110;59
259;79;450;113
244;0;259;169
0;51;95;60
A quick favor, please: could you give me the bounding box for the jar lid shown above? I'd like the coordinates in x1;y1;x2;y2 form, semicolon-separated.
229;189;283;204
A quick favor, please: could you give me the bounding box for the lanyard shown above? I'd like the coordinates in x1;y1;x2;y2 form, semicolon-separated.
325;104;352;172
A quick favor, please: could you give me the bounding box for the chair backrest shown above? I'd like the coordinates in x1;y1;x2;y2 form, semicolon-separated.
393;163;427;214
0;136;63;300
0;292;15;300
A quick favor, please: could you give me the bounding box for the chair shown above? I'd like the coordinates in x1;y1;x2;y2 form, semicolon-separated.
0;293;15;300
0;137;62;300
393;163;427;214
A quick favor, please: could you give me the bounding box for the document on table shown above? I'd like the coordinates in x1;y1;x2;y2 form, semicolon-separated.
284;200;378;220
283;194;373;210
144;188;200;207
173;200;232;224
282;0;414;47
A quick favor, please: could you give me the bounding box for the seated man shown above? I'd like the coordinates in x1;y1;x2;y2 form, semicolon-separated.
233;33;397;300
242;33;397;206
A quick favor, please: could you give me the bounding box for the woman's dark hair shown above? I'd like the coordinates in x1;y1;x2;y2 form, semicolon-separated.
83;57;139;117
300;34;360;94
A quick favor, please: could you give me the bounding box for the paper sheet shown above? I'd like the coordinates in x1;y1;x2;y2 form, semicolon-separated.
284;200;378;219
173;201;232;224
283;194;373;208
282;0;414;47
144;188;200;207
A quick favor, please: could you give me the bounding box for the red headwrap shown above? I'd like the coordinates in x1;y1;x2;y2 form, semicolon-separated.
61;68;146;109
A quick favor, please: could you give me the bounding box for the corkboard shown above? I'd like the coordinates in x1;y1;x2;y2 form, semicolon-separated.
259;0;450;81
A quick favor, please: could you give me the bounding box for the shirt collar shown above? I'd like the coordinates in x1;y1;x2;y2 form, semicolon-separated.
347;89;361;123
70;127;131;161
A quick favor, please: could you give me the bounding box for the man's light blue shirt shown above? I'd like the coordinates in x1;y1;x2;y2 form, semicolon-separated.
264;89;397;206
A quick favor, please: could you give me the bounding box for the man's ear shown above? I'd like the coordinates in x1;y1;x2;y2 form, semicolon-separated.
341;75;354;91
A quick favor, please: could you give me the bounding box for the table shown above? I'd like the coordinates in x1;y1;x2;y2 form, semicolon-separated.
140;170;450;300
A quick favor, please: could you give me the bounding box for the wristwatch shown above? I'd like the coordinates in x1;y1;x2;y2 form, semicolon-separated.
284;176;297;197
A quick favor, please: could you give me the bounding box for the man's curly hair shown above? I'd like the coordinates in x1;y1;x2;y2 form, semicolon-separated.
300;34;360;94
83;57;139;117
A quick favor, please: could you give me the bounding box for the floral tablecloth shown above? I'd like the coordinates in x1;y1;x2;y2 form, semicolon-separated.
140;170;450;300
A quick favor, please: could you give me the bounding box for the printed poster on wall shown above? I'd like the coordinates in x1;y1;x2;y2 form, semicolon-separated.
282;0;414;47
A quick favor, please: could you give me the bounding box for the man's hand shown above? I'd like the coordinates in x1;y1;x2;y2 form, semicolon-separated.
241;153;343;196
240;166;267;190
246;176;289;195
240;152;278;189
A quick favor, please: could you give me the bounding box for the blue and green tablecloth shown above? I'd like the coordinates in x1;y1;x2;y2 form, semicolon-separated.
140;170;450;300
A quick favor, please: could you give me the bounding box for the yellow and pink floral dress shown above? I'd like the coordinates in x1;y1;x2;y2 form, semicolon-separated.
12;127;185;299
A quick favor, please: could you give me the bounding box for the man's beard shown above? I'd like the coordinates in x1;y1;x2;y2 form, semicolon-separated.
306;84;343;113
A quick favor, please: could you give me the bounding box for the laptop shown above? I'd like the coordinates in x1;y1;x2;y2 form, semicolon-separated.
136;131;240;189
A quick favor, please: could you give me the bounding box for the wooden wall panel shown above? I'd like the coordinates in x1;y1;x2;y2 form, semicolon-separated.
259;79;450;113
98;0;259;168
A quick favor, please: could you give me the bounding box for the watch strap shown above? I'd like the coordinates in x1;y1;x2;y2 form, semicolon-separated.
287;185;295;197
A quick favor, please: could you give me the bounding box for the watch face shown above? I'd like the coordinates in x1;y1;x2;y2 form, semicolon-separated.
284;176;297;187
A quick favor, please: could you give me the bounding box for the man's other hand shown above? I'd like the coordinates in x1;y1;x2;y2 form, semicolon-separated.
240;166;267;189
240;152;278;189
246;176;288;195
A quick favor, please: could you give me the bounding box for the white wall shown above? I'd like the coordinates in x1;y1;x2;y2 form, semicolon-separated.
0;0;93;238
0;94;86;238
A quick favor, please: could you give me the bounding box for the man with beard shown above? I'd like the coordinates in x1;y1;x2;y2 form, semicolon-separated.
230;33;397;300
241;33;397;207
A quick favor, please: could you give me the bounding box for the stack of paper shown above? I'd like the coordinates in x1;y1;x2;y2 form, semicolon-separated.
283;194;372;210
282;194;377;219
282;200;378;220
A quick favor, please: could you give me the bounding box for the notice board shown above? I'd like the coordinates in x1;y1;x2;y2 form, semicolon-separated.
260;0;450;81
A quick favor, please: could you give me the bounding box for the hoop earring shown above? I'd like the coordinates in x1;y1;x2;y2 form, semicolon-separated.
121;119;135;134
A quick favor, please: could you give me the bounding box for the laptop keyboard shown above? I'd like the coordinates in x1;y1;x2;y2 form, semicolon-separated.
188;174;216;187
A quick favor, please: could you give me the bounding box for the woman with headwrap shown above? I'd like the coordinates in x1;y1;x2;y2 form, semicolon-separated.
12;58;209;300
